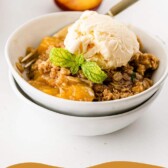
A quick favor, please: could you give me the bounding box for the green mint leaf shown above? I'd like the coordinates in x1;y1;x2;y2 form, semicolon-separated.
49;48;85;75
81;62;107;84
75;54;85;66
49;47;76;68
70;65;79;75
49;48;107;81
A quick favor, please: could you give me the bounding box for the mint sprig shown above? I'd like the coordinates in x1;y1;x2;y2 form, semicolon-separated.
49;47;107;83
50;48;78;74
81;62;107;84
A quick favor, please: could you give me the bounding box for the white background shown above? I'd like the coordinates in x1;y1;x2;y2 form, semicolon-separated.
0;0;168;167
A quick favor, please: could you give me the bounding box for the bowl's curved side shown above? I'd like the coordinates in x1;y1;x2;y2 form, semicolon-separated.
9;73;160;136
130;26;168;85
5;12;168;117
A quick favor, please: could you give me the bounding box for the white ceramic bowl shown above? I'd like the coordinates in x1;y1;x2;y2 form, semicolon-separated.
5;12;168;117
9;73;161;136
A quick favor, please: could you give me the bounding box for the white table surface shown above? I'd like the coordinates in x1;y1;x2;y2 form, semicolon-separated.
0;0;168;167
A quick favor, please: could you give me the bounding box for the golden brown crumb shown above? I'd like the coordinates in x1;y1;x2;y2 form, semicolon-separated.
16;62;24;73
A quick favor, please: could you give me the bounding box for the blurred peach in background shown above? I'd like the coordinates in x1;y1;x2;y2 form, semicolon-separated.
54;0;102;11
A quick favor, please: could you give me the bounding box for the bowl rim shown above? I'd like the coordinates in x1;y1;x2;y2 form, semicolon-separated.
5;12;168;105
9;72;160;120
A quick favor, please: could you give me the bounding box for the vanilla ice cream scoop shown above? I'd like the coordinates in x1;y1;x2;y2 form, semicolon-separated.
64;11;139;69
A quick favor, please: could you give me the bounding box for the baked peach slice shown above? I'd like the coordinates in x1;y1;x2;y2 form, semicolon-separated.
54;0;102;11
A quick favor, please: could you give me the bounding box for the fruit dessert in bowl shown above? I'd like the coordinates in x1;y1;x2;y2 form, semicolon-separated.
5;11;168;116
